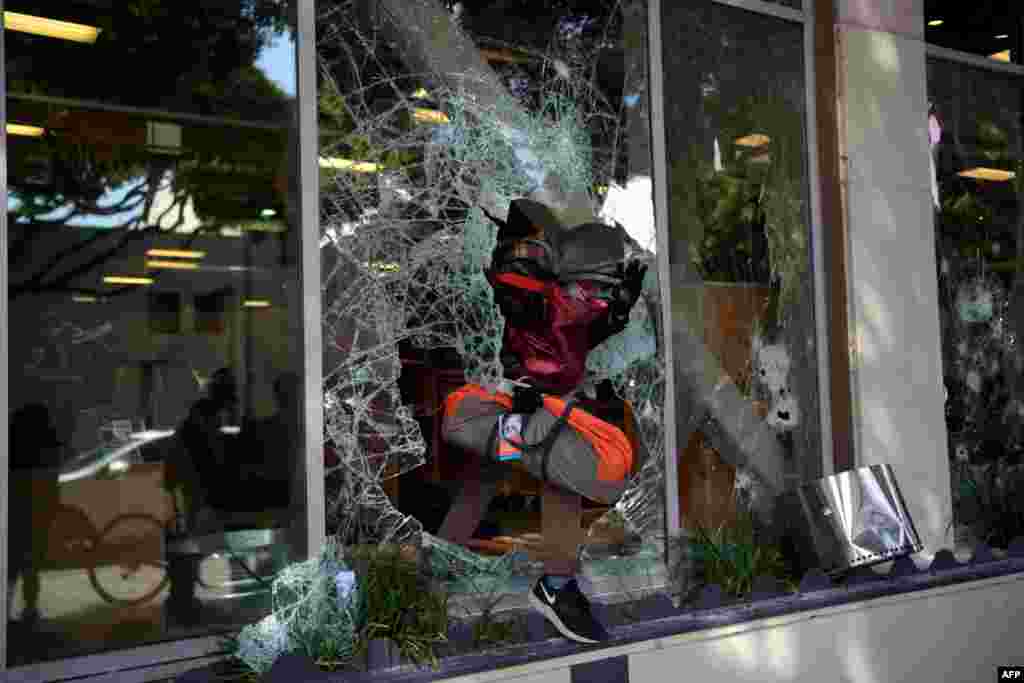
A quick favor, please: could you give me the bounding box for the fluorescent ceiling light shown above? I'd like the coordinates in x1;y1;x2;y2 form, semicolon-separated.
990;50;1011;63
146;248;205;259
927;19;943;27
220;425;242;435
318;157;380;173
260;208;277;218
72;294;97;303
147;259;200;270
413;108;450;124
4;11;102;44
735;133;771;148
129;429;175;440
997;34;1010;40
7;123;45;137
244;299;272;308
103;275;154;285
958;167;1016;182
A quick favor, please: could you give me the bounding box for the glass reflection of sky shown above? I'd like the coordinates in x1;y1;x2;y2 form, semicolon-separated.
257;30;297;97
6;30;295;230
9;180;146;230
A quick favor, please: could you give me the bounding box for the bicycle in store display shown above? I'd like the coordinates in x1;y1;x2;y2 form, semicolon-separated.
46;505;279;608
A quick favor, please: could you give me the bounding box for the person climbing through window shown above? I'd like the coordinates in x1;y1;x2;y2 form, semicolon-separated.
440;198;648;644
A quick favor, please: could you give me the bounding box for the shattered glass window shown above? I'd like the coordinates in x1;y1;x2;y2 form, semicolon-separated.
928;57;1024;551
660;1;821;539
317;0;668;625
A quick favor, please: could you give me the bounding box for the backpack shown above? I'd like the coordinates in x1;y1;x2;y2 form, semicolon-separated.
485;199;646;395
443;382;639;504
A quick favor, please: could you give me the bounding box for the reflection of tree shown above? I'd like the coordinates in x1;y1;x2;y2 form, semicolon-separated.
663;2;821;498
5;0;294;300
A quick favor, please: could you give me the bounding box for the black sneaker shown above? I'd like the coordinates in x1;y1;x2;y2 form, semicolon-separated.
529;575;609;644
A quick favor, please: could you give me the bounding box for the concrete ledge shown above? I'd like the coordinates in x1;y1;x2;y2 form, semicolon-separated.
289;556;1024;682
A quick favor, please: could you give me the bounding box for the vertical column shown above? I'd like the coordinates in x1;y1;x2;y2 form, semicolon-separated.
296;0;325;560
834;0;952;552
0;0;8;667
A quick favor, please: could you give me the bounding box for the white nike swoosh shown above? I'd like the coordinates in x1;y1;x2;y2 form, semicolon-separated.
539;580;556;604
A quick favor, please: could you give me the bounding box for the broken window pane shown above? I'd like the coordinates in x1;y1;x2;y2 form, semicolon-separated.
660;1;821;540
317;0;669;632
928;56;1024;551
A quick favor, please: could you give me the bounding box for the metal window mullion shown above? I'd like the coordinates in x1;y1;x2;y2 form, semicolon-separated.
803;0;833;477
926;43;1024;78
297;0;325;559
1;0;8;671
648;0;682;547
710;0;805;24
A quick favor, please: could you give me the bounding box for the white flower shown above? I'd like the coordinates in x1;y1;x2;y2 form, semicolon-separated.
334;570;357;605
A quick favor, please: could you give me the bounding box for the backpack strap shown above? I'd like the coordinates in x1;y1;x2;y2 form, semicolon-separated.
531;399;577;483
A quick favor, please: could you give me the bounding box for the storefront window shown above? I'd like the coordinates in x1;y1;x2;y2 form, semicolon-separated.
928;56;1024;551
5;1;304;665
925;3;1024;65
315;0;667;650
660;0;820;572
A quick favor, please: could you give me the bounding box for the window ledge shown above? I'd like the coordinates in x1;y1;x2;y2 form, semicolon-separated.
199;548;1024;682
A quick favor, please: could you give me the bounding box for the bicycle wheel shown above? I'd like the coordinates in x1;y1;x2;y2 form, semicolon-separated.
49;504;101;561
88;513;170;607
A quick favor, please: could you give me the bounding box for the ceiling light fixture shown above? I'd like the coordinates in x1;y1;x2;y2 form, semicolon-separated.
318;157;380;173
990;50;1011;63
72;294;98;303
3;11;102;44
997;34;1010;40
145;249;205;259
260;208;277;218
146;260;200;270
6;123;45;137
735;133;771;148
958;167;1016;182
243;300;271;308
927;19;943;27
103;276;154;285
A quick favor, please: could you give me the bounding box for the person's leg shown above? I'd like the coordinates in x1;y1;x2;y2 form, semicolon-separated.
531;482;608;643
437;449;501;544
541;483;582;576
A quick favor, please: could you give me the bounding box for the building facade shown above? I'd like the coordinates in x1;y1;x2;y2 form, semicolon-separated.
1;0;1022;680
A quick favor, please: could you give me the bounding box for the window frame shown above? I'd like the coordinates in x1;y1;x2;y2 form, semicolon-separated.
0;0;842;677
923;39;1024;555
0;1;322;679
651;0;835;553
